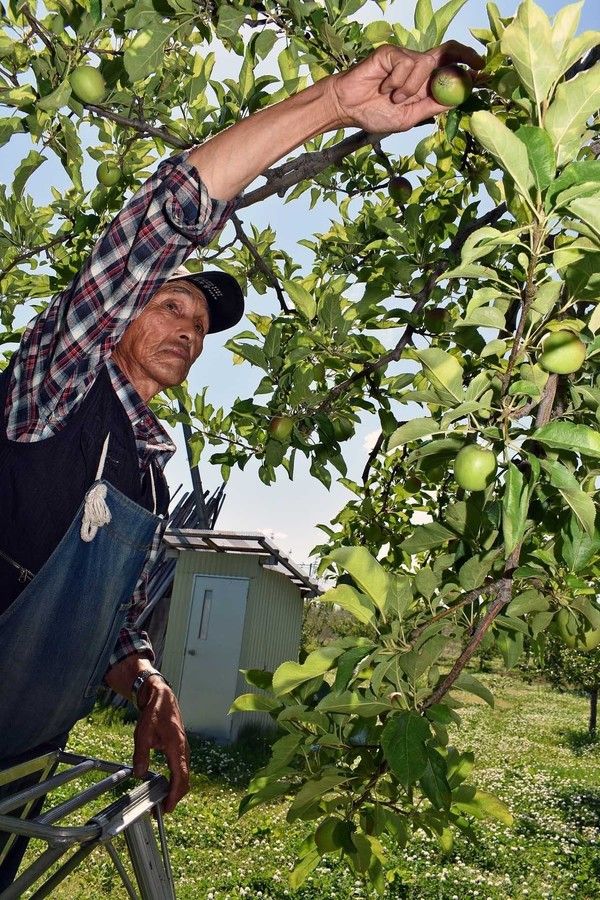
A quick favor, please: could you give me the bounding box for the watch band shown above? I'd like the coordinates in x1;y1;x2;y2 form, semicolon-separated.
131;669;171;709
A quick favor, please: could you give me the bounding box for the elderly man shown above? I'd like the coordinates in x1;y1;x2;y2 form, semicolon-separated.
0;39;481;886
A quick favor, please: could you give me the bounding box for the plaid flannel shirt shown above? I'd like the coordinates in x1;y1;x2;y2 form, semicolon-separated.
4;151;239;668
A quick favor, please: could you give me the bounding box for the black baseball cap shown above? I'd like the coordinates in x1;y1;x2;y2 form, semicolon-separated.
167;265;245;334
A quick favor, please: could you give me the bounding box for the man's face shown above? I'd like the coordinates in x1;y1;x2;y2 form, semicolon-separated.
113;280;210;401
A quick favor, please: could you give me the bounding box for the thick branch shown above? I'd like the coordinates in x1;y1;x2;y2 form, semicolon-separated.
422;574;514;708
22;4;54;55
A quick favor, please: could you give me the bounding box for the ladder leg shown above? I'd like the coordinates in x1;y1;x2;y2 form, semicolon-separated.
123;813;175;900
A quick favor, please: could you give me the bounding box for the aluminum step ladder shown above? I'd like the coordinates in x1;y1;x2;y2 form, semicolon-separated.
0;749;176;899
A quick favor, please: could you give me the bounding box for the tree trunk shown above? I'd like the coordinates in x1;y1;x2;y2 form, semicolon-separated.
590;687;598;736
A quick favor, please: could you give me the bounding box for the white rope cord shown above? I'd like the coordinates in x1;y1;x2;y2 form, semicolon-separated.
80;433;112;543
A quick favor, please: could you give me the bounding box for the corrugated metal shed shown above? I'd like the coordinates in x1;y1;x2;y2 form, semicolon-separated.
161;530;320;742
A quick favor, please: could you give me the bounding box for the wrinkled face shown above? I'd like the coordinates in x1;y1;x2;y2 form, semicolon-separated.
112;280;210;401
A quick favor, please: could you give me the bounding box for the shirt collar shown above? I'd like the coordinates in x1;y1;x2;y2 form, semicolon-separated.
106;358;176;467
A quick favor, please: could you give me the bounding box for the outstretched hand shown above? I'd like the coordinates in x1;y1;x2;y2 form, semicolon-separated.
327;41;484;135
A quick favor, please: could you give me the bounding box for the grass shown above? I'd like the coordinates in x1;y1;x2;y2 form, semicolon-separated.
19;673;600;899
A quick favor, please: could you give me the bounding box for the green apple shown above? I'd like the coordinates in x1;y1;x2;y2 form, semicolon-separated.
69;65;106;104
414;134;435;165
96;161;121;187
389;175;412;204
430;65;473;107
424;307;450;334
315;817;354;853
539;330;586;375
453;444;497;491
404;475;422;494
555;608;600;650
268;415;294;442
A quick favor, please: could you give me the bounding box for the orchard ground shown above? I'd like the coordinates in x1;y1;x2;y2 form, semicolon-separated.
21;673;599;899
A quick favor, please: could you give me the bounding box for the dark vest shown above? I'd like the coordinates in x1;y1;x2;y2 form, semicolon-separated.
0;361;169;615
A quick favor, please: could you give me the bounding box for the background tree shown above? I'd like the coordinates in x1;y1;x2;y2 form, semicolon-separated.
543;637;600;735
2;0;600;894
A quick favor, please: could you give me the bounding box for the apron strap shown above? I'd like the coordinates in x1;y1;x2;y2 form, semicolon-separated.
80;434;112;543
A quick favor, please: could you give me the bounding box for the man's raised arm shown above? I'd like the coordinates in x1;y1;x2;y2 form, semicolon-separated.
188;41;483;202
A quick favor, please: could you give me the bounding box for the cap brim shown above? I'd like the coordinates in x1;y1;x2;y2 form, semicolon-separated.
169;270;245;334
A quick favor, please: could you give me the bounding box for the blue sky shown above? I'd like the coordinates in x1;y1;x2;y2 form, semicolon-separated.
4;0;599;566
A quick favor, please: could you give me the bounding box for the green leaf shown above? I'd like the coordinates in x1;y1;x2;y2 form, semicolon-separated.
272;646;342;695
323;546;392;614
471;111;535;209
453;672;494;708
317;690;392;717
420;747;451;810
216;4;247;41
500;0;557;107
124;23;173;83
13;150;45;199
502;462;534;556
399;635;446;681
321;584;376;626
515;126;556;192
229;693;280;713
0;117;25;147
540;459;596;536
283;279;316;319
381;711;431;790
458;552;497;591
506;589;549;617
288;773;348;820
416;349;464;402
560;517;600;573
414;0;434;33
241;668;273;690
545;63;600;167
533;422;600;459
568;197;600;243
452;786;514;825
37;79;72;112
400;522;457;554
432;0;469;42
388;417;439;449
289;849;320;889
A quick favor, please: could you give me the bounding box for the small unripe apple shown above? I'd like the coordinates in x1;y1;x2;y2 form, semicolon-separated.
404;475;422;494
539;330;586;375
96;161;121;187
430;65;473;108
555;608;600;651
389;175;412;204
268;415;294;442
69;65;106;104
453;444;497;492
424;307;450;334
414;134;435;165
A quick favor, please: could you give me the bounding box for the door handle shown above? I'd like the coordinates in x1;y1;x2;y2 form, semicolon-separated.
187;649;196;656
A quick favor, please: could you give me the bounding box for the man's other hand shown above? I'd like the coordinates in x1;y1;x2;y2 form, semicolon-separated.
133;678;191;813
327;41;484;135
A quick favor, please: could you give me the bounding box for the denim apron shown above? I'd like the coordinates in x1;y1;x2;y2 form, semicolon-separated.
0;433;161;759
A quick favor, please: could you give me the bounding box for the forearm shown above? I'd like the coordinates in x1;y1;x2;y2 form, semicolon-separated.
188;75;341;201
104;654;157;705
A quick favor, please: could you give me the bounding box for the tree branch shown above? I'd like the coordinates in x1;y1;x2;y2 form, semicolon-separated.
0;231;75;285
86;105;192;150
231;213;289;312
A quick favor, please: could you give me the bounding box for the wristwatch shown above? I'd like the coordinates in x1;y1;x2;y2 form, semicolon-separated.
131;668;171;709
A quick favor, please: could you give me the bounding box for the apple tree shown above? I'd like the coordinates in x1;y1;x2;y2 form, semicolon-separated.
2;0;600;893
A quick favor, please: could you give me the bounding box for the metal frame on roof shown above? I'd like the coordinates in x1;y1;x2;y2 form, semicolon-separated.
163;529;321;597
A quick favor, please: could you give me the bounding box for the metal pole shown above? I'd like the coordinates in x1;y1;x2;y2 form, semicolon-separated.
179;408;210;528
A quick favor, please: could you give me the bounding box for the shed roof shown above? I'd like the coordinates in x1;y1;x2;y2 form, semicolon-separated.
163;529;321;597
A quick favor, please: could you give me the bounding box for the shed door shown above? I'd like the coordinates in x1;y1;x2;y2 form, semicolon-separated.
179;575;249;740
